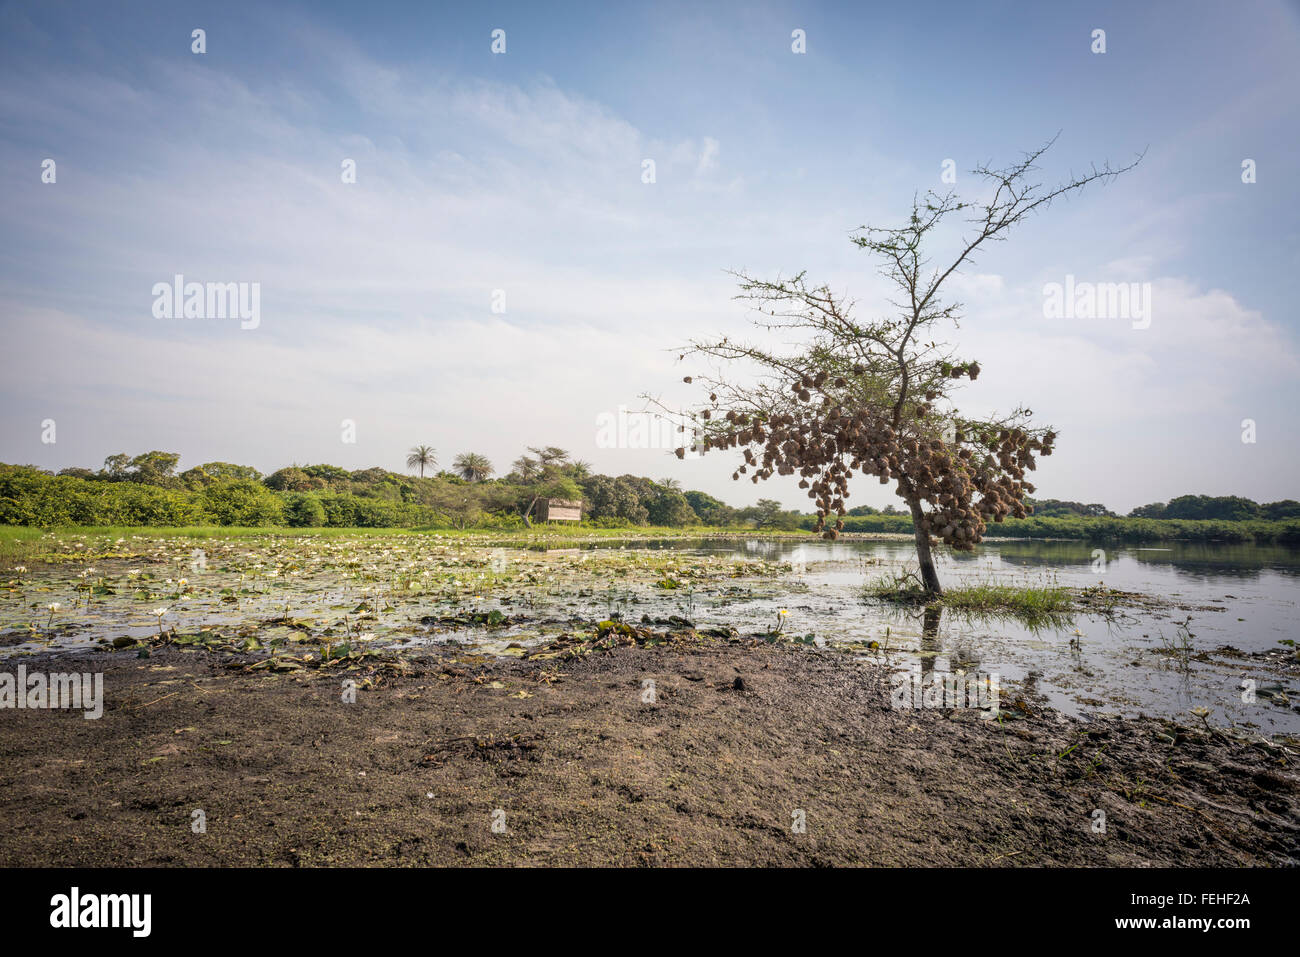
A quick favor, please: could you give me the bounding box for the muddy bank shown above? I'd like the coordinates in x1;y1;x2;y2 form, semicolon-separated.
0;637;1295;867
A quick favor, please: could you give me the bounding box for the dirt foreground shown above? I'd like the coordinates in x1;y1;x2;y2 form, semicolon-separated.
0;637;1296;867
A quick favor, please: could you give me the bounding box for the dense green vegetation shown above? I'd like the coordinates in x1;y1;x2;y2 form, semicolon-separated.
1;451;1297;544
1126;494;1300;521
0;450;803;531
1022;494;1300;521
817;512;1300;544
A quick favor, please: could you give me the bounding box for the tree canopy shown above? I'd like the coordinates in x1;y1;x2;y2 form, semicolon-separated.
660;137;1142;593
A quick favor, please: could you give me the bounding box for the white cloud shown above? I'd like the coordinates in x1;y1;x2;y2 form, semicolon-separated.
696;137;720;176
1;25;1297;514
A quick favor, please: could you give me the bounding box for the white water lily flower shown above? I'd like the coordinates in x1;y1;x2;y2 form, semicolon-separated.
152;607;169;617
46;602;60;612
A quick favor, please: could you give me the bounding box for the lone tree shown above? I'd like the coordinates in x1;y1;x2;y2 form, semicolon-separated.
405;445;437;479
666;138;1140;595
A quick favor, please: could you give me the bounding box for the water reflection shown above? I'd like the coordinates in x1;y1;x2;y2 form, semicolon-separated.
920;604;941;676
974;540;1300;579
605;535;1300;734
614;535;1300;582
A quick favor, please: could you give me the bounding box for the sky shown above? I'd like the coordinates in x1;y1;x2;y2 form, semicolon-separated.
1;0;1297;513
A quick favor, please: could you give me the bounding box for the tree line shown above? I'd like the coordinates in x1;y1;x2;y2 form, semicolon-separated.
0;448;803;529
0;449;1292;533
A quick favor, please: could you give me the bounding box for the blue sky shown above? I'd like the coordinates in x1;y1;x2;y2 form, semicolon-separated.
1;0;1298;511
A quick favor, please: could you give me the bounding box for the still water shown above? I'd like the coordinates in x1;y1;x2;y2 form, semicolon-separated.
636;537;1300;736
3;534;1296;736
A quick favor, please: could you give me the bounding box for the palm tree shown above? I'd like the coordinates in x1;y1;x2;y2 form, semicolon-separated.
405;445;437;479
512;455;541;482
658;477;683;492
568;459;593;480
453;452;494;482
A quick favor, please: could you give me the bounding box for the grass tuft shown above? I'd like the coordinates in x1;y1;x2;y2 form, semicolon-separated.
865;569;1075;628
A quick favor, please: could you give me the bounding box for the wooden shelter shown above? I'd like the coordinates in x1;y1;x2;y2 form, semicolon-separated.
536;498;583;522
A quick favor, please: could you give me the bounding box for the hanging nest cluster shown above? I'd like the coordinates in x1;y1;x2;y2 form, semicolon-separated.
675;367;1054;547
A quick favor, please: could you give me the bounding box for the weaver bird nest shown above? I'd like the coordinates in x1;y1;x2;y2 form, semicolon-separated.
676;366;1052;548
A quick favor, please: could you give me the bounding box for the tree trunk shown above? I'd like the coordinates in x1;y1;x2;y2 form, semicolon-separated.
906;497;942;596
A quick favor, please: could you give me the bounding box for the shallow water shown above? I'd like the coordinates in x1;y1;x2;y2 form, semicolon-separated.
628;537;1300;735
3;534;1297;735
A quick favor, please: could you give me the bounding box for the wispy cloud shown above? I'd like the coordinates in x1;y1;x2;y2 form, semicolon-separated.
1;1;1298;511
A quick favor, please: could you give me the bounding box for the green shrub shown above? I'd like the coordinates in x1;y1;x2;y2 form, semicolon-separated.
284;493;327;527
200;480;285;526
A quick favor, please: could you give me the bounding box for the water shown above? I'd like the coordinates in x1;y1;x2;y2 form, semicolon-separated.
3;534;1297;735
641;537;1300;735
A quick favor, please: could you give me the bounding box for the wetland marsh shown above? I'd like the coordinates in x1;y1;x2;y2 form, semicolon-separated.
3;530;1297;734
1;528;1296;867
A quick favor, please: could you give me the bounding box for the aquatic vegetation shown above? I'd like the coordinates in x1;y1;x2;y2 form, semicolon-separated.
863;568;1146;629
1156;616;1204;666
0;532;787;659
934;583;1075;627
0;530;1294;736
